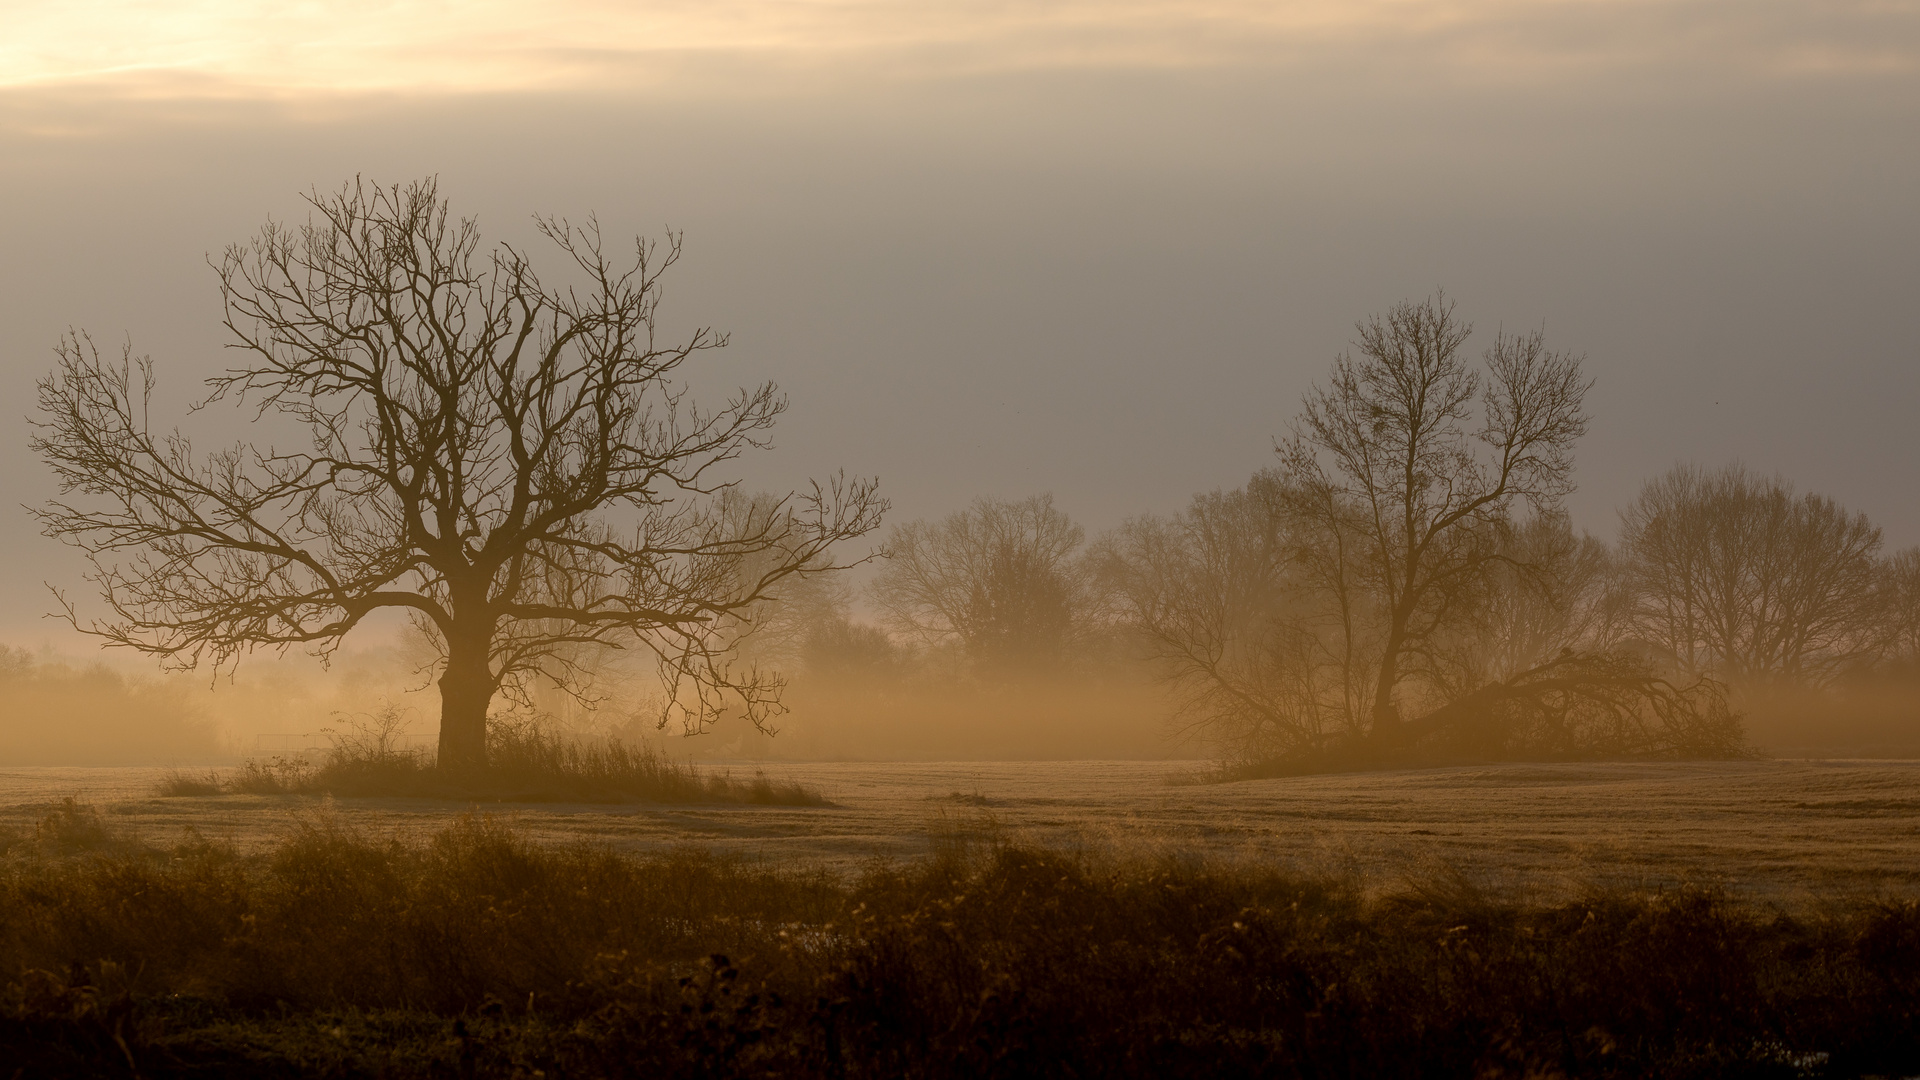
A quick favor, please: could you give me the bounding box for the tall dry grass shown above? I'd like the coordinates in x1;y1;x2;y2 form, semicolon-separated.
160;720;825;805
2;801;1916;1077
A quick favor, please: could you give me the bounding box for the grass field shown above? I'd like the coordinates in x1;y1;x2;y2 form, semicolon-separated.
5;757;1917;905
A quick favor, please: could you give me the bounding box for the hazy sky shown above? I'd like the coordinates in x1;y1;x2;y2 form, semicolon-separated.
2;0;1917;646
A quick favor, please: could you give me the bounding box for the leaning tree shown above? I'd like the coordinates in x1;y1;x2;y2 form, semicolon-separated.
32;178;885;769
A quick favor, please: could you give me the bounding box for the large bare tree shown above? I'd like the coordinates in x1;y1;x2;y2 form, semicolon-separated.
1275;294;1591;741
32;179;884;769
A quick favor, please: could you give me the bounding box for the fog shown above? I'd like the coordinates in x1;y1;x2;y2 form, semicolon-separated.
1;1;1916;766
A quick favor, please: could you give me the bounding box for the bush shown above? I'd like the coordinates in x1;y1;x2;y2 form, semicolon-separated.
1;804;1916;1077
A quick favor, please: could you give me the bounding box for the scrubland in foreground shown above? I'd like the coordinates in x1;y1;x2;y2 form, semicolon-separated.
3;799;1918;1079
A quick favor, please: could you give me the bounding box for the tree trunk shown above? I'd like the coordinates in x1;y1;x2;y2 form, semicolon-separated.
1370;637;1404;743
437;631;496;772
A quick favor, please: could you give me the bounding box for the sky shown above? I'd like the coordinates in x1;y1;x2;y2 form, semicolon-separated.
1;0;1917;650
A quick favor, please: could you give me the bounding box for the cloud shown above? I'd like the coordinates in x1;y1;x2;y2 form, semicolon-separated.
2;0;1913;100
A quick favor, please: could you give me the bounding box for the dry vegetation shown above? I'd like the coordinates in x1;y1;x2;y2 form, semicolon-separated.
156;720;824;807
7;758;1918;907
2;798;1917;1078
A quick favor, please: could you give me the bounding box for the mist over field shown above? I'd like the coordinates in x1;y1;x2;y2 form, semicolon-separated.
3;5;1920;1075
3;7;1916;769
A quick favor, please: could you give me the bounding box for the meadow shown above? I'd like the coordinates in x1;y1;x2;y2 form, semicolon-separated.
4;757;1917;903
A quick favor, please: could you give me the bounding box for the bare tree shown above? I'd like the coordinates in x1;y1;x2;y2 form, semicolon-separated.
1884;547;1920;671
870;494;1087;674
31;178;885;770
1275;294;1591;741
1098;472;1366;760
1619;464;1886;687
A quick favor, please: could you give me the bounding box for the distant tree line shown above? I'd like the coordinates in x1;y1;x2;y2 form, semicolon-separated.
0;646;216;764
750;295;1916;767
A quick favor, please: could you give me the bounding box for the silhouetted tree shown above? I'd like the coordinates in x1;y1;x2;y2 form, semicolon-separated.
1098;302;1745;766
1275;294;1591;742
1098;472;1362;760
1619;464;1886;687
871;494;1087;675
32;178;884;770
1884;548;1920;671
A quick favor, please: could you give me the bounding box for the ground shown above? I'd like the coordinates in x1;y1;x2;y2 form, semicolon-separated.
3;758;1917;905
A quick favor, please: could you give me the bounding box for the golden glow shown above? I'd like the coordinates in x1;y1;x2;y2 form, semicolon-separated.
3;0;1912;97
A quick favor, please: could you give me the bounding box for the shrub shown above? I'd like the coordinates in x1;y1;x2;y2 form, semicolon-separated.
1;806;1916;1077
